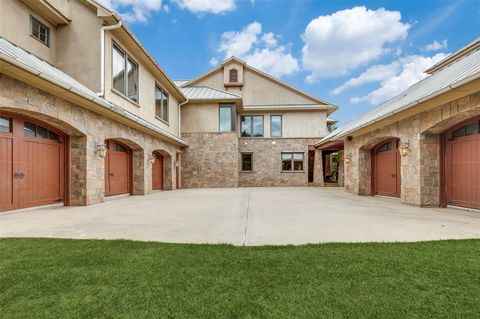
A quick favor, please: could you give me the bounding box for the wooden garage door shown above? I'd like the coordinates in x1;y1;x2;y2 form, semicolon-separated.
0;114;65;212
105;140;131;196
372;138;401;197
444;118;480;209
152;153;163;191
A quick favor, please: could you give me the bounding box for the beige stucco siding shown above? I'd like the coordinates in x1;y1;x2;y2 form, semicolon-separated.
181;103;219;133
0;0;57;64
193;69;225;90
47;0;71;18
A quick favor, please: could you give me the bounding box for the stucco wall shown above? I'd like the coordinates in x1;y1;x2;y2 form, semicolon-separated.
181;103;219;133
343;92;480;206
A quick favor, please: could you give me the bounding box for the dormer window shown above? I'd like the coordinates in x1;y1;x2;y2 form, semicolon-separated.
229;68;238;83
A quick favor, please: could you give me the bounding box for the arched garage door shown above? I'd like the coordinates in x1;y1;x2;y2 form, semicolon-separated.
152;152;164;191
104;139;132;196
372;138;401;197
0;113;65;212
444;117;480;209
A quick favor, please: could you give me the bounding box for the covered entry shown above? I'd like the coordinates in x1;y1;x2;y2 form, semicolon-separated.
105;139;132;196
372;138;401;197
0;113;66;212
443;117;480;209
152;152;164;190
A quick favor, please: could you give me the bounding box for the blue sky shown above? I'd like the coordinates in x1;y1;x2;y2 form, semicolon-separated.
101;0;480;124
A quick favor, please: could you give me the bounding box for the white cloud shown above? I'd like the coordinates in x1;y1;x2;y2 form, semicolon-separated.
350;53;448;105
213;22;299;78
301;6;410;82
209;57;219;66
98;0;163;23
421;39;448;52
173;0;235;14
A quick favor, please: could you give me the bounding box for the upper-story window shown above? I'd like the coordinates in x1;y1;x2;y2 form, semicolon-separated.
270;115;282;137
241;115;264;137
155;85;169;123
219;104;236;132
112;43;139;103
229;68;238;83
30;16;49;47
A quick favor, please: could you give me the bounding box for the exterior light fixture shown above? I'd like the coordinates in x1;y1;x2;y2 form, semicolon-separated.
344;153;352;164
399;139;411;156
95;142;107;159
148;155;156;165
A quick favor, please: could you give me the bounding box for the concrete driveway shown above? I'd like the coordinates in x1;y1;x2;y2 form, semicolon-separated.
1;188;479;245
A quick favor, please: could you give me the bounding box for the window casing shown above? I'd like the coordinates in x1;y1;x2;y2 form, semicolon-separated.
229;69;238;83
450;120;479;140
112;42;139;103
155;85;169;123
30;16;49;46
219;105;236;132
241;115;264;137
376;141;392;153
241;153;253;171
23;122;59;141
281;152;304;171
0;116;12;133
270;115;282;137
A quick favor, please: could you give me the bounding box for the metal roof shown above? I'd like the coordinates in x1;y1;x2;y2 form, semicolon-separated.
319;45;480;145
243;104;335;111
173;80;190;87
0;37;187;146
180;86;242;100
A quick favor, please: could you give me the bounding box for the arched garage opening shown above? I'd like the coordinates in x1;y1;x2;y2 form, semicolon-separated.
104;139;133;196
371;138;401;198
151;150;173;191
442;116;480;209
0;112;70;212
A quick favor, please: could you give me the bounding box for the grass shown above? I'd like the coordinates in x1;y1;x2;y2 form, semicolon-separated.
1;239;479;318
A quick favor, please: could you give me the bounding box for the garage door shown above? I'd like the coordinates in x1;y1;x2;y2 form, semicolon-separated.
152;152;163;190
444;118;480;209
372;138;401;197
105;140;131;196
0;114;65;212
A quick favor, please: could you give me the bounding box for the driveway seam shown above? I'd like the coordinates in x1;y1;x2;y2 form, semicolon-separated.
242;189;251;246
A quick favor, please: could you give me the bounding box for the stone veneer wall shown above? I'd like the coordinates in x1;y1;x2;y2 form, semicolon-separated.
0;74;181;206
181;132;239;188
344;92;480;206
238;138;320;187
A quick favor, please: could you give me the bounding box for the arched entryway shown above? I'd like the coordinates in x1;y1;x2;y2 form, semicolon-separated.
104;139;132;196
442;116;480;209
152;151;164;191
372;138;401;197
0;112;67;211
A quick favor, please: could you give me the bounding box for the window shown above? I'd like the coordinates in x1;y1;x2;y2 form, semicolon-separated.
241;115;264;137
219;105;236;132
229;68;238;83
23;122;59;141
155;85;169;122
0;116;12;133
270;115;282;137
376;141;392;153
30;16;49;46
241;153;252;171
451;120;479;140
282;152;304;171
112;43;138;103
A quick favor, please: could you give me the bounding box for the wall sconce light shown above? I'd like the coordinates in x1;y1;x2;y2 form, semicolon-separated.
399;139;411;156
95;142;107;159
148;155;156;165
344;153;352;164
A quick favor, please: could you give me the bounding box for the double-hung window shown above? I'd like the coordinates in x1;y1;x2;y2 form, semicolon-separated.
112;43;139;103
155;85;169;123
241;115;264;137
219;104;236;132
30;16;49;46
270;115;282;137
281;152;304;171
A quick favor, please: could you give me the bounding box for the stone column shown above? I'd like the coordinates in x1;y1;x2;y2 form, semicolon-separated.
313;149;324;187
338;150;345;187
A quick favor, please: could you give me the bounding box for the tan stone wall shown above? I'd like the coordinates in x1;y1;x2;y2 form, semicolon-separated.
0;74;181;206
181;132;239;188
343;92;480;206
238;138;319;187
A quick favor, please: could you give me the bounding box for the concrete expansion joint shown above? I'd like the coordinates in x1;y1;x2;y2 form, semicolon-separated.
242;189;251;246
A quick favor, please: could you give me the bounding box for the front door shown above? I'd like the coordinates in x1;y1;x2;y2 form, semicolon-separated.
105;140;131;196
373;138;401;197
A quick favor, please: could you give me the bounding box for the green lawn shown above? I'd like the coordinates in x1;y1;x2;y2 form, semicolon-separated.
1;239;479;318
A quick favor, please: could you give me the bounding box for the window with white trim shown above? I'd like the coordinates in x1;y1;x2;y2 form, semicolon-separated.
155;85;169;123
112;43;139;103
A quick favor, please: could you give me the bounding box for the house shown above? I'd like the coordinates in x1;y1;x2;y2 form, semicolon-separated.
177;57;337;188
0;0;335;212
316;38;480;210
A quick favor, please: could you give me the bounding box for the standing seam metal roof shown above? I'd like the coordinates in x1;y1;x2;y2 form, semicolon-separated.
179;86;241;100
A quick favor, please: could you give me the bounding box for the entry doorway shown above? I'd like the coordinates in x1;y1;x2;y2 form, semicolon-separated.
371;138;401;198
322;150;341;186
152;152;164;191
104;139;132;196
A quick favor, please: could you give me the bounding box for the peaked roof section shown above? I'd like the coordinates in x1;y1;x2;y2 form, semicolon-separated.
0;37;187;146
180;56;338;111
316;41;480;146
426;37;480;74
180;86;242;101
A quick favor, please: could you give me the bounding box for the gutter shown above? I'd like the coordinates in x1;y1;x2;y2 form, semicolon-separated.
178;100;189;139
97;20;122;97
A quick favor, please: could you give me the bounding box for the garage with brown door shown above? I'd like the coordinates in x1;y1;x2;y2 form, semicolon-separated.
152;152;164;190
104;139;132;196
443;117;480;209
0;113;66;212
372;138;401;198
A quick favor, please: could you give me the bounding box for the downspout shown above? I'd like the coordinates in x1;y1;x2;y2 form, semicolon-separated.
178;100;189;138
97;20;122;97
